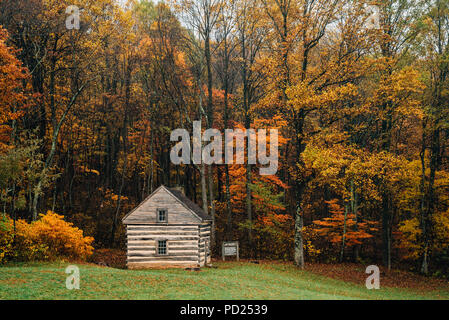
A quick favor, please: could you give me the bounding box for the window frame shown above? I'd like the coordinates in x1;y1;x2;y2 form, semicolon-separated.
156;239;168;256
156;208;168;223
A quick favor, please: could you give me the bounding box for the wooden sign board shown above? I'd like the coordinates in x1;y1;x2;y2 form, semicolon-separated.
222;241;239;261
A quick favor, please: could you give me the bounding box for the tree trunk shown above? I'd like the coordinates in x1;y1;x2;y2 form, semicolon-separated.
208;166;216;247
294;198;305;268
246;162;253;258
110;60;131;246
421;127;439;274
225;165;232;240
340;204;349;263
381;194;391;271
201;163;208;215
351;181;360;262
222;62;233;240
32;80;89;220
293;114;306;268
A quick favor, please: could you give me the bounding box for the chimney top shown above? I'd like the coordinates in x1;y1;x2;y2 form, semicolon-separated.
171;186;185;195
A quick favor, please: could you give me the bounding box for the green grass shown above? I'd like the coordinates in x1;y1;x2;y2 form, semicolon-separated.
0;261;448;300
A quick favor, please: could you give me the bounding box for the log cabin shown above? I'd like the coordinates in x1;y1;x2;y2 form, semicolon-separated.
122;185;212;269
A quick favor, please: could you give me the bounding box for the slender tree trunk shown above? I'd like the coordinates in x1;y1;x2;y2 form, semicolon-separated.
208;167;216;247
340;204;349;263
110;59;131;246
351;180;360;261
31;80;89;220
421;127;439;274
241;41;254;258
381;195;391;271
223;71;233;240
225;94;233;241
294;195;305;268
201;164;208;215
196;75;209;217
110;152;127;246
205;29;216;249
150;126;154;194
293;113;306;268
419;121;428;274
225;165;232;239
246;162;253;257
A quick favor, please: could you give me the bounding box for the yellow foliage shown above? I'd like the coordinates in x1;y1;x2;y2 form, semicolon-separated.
0;211;94;263
303;226;322;261
398;217;422;260
398;209;449;261
30;211;94;260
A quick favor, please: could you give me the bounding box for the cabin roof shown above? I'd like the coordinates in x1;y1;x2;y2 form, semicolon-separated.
167;187;211;222
122;185;211;224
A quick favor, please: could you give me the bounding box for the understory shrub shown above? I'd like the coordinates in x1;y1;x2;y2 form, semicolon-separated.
0;215;13;263
0;211;94;263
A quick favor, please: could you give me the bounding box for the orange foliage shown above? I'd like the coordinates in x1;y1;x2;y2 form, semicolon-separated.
0;26;31;151
312;199;378;247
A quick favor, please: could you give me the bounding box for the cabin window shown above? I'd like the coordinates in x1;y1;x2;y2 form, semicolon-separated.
157;209;167;223
157;240;167;255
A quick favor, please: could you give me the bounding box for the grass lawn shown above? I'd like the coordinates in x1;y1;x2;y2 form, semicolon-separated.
0;261;448;300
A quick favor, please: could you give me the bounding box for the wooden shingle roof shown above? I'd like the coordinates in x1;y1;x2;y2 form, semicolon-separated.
167;187;212;222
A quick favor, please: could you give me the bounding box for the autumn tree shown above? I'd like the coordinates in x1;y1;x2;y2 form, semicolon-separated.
260;0;375;268
417;0;449;274
235;0;267;255
0;26;30;151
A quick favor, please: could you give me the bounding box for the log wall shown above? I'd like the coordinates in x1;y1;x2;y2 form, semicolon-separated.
199;223;211;266
126;224;210;269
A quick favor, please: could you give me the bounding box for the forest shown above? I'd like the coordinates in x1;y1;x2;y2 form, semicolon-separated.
0;0;448;277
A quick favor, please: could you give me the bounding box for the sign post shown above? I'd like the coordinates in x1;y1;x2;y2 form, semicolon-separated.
222;241;239;261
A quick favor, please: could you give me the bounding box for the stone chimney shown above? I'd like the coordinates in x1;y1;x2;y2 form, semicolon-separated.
172;186;185;195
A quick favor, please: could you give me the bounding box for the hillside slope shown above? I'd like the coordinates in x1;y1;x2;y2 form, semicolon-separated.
0;262;448;300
